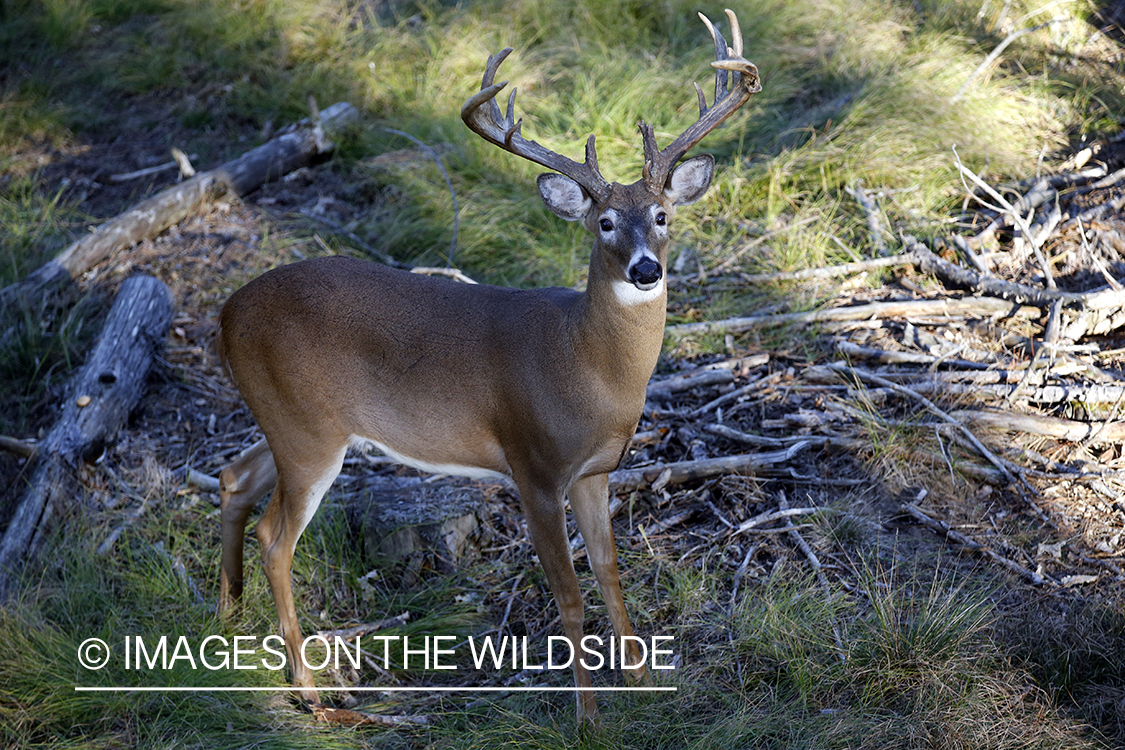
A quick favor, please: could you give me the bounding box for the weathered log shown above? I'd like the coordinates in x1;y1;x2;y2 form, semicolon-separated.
0;102;360;306
0;275;173;598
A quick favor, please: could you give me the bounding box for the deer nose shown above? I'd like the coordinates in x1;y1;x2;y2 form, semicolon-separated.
629;256;663;290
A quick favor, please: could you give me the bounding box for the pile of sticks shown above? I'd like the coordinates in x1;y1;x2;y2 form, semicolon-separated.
625;143;1125;591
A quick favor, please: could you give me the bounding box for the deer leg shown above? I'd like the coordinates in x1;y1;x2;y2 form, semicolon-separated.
254;446;346;705
516;477;598;724
218;439;278;612
569;473;649;685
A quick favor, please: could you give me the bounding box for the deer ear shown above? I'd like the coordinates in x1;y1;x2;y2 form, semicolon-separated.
537;173;592;221
665;154;714;206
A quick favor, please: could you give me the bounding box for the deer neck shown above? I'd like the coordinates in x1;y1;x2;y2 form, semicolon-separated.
572;243;667;396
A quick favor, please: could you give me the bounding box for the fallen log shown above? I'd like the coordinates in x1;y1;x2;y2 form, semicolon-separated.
0;275;173;599
0;102;360;305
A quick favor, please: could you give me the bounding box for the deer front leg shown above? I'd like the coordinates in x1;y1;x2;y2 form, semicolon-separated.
569;473;649;686
218;439;277;612
516;478;598;724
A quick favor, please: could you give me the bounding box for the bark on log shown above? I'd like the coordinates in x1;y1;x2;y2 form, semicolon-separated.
0;102;360;305
0;275;173;598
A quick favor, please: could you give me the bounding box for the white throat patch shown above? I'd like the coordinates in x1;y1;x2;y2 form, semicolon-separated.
612;277;665;306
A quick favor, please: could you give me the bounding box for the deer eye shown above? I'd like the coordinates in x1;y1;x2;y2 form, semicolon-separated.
599;218;614;232
655;212;667;226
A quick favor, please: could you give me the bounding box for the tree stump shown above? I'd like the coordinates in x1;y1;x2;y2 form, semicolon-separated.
345;482;486;581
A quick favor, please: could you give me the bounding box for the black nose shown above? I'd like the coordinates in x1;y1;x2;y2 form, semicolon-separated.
629;257;663;288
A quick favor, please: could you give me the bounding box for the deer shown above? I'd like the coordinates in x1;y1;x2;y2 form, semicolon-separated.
215;10;759;724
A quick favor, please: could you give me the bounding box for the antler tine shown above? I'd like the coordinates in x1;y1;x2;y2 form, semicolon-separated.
697;11;729;112
642;9;762;194
462;47;610;200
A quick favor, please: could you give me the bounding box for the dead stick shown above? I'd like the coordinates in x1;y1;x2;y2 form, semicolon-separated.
901;502;1049;585
0;435;37;459
737;256;911;284
950;409;1125;443
0;276;173;598
667;296;1041;338
845;182;889;256
316;612;411;640
906;237;1080;307
952;20;1057;102
837;340;990;370
609;444;809;493
729;506;822;537
952;152;1056;288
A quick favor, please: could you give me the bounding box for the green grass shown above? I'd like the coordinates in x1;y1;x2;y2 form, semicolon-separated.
4;0;1118;283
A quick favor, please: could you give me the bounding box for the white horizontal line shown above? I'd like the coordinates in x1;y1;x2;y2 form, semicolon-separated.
74;686;677;693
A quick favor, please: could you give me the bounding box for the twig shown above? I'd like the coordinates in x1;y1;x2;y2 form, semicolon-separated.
109;158;187;183
183;467;220;493
901;502;1050;585
727;506;823;537
0;435;37;459
666;296;1041;338
949;409;1125;444
411;267;478;284
836;340;990;370
778;491;845;661
647;368;736;402
736;255;911;284
302;210;410;269
844;182;889;256
316;612;411;640
952;149;1055;288
952;20;1056;102
905;236;1078;307
496;573;524;636
609;444;810;493
728;541;761;610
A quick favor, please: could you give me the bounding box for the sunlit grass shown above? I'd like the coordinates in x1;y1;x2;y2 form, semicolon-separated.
3;0;1111;288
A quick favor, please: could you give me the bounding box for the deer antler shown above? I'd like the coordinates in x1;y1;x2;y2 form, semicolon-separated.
641;9;761;194
461;48;611;201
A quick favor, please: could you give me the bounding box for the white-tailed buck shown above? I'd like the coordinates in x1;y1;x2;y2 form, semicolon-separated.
217;10;759;723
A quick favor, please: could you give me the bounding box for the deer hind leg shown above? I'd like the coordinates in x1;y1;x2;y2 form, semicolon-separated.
515;476;598;724
569;473;649;686
218;439;278;612
254;443;347;705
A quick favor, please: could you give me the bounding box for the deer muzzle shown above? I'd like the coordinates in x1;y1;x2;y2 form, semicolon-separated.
628;255;663;290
